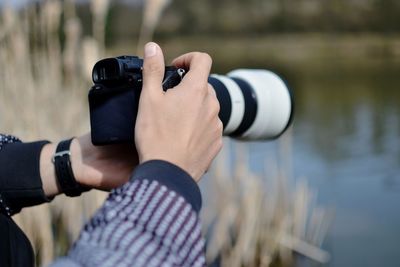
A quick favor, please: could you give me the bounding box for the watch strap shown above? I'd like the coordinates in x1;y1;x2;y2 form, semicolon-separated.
53;139;88;197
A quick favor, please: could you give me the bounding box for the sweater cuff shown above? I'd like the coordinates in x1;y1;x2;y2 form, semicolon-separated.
0;140;51;214
131;160;202;213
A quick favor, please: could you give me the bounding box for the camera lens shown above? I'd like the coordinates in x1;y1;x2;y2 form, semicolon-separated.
208;69;293;140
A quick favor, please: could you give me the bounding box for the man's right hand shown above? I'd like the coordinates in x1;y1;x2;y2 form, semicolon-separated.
135;42;223;182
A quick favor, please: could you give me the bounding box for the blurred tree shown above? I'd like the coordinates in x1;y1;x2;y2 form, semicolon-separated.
372;0;400;32
41;0;400;44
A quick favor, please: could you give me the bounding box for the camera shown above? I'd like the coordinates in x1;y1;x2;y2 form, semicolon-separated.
89;55;293;145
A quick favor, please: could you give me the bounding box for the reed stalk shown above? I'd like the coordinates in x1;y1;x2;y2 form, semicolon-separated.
137;0;172;54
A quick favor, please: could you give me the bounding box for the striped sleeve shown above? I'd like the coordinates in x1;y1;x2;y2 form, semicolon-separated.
51;160;206;267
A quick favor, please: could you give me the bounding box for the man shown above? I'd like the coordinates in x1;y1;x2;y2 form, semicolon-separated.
0;42;222;267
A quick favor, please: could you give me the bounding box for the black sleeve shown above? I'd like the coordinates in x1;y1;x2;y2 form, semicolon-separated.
0;138;52;216
131;160;202;212
0;214;35;266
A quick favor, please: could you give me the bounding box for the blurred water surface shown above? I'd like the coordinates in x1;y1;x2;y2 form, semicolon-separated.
290;66;400;267
277;76;399;267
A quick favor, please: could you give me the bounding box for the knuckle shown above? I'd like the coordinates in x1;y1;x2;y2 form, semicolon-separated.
217;119;224;134
192;52;203;60
192;52;212;65
207;84;216;96
215;97;220;110
212;97;220;115
200;52;212;65
216;138;223;151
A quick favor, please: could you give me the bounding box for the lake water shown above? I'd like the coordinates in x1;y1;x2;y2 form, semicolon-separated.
293;72;400;266
219;48;400;266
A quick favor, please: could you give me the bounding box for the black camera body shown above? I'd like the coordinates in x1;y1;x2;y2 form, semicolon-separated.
89;56;185;145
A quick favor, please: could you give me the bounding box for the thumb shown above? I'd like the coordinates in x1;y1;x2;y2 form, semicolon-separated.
142;42;165;96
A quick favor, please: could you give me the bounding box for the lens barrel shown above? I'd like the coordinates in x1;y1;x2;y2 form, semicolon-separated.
208;69;293;140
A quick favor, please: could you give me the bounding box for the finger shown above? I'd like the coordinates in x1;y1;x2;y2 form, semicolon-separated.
142;42;165;97
208;93;221;118
172;52;212;89
208;83;216;97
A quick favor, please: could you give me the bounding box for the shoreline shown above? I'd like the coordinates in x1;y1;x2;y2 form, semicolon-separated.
109;33;400;81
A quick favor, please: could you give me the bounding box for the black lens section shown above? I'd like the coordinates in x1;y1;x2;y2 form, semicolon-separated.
272;78;294;139
208;77;232;128
230;77;258;137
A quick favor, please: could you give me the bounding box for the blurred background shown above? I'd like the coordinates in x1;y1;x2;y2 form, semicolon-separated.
0;0;399;266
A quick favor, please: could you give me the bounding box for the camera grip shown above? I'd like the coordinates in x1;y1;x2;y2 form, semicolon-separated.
162;67;185;91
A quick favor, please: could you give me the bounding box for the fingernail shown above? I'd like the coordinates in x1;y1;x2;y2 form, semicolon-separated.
145;42;157;58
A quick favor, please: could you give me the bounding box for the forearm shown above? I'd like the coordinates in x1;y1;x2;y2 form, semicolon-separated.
39;143;59;197
0;134;88;215
51;161;205;267
0;136;52;215
1;131;137;215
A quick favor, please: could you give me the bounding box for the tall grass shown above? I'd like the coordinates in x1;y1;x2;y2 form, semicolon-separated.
0;1;331;266
137;0;171;53
203;137;332;266
0;1;106;265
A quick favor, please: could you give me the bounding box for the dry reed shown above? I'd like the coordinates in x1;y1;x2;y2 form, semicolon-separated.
202;136;332;267
137;0;172;54
0;1;107;265
0;1;331;266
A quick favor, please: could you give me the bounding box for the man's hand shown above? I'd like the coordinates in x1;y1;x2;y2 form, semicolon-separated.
135;42;223;182
71;134;138;190
40;134;138;197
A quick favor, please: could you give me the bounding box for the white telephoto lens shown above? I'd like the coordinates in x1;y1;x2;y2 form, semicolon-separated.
228;69;292;140
210;74;245;135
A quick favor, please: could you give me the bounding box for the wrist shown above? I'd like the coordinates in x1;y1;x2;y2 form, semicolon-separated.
70;136;103;188
40;136;98;197
40;143;59;197
139;154;199;182
52;138;91;196
69;138;86;186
